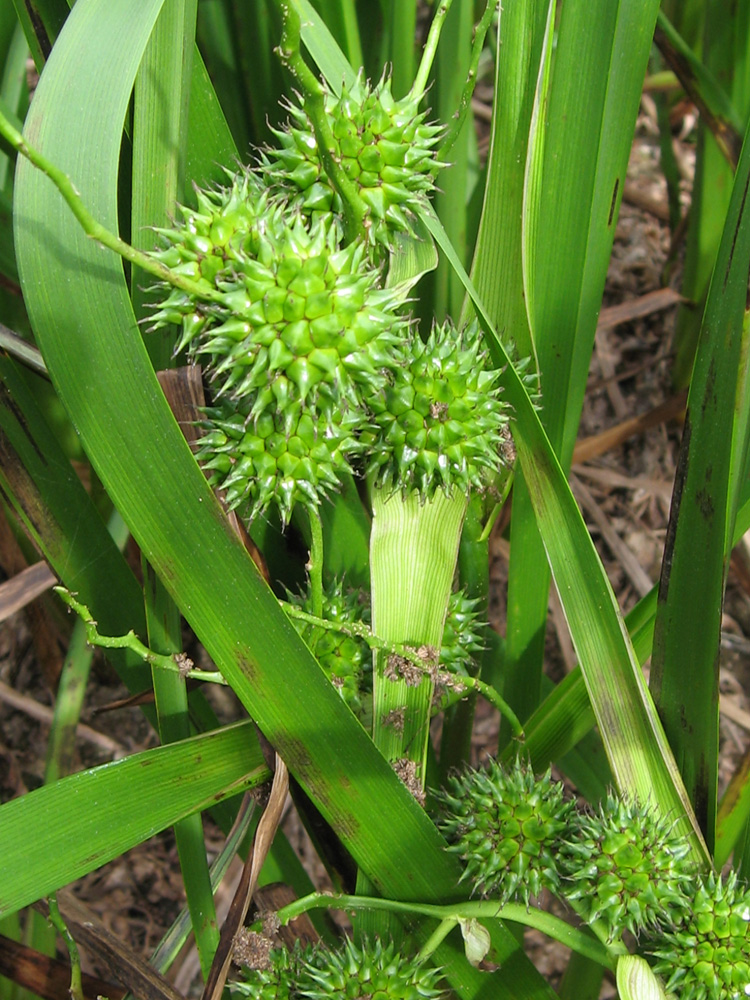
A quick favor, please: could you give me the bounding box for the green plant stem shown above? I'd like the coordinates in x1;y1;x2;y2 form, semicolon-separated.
281;601;523;735
272;892;619;971
416;917;459;963
148;795;256;976
438;0;499;162
437;674;523;738
0;108;223;304
307;508;324;620
44;618;94;784
413;0;455;94
55;587;225;684
47;895;83;1000
275;0;367;242
143;558;220;979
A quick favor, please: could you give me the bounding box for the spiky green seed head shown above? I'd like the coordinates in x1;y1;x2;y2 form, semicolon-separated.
150;168;278;338
364;319;510;498
152;185;405;413
288;580;371;714
434;757;574;905
195;397;364;525
297;937;444;1000
439;589;485;677
650;872;750;1000
263;74;443;248
560;795;693;941
153;168;273;279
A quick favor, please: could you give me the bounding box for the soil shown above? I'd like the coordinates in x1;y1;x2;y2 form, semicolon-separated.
2;87;750;1000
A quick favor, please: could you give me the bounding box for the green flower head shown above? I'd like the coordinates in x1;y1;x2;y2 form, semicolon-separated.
434;757;574;905
560;795;694;941
650;871;750;1000
365;319;511;498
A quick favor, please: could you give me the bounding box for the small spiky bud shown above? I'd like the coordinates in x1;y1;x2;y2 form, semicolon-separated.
434;758;574;905
195;397;364;525
297;937;444;1000
365;319;510;498
263;74;443;247
560;795;693;941
288;580;371;714
650;871;750;1000
439;590;485;677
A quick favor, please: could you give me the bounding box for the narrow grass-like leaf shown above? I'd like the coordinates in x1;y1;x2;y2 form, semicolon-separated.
507;490;750;775
649;114;750;850
0;720;269;919
293;0;357;94
423;204;709;865
716;750;750;869
9;0;68;69
311;0;363;71
318;480;370;589
670;3;750;387
0;356;149;690
379;0;416;99
0;19;28;193
466;0;548;352
503;0;661;731
655;9;744;165
185;48;239;192
131;0;197;368
430;0;474;322
44;617;94;783
13;4;554;993
144;555;220;977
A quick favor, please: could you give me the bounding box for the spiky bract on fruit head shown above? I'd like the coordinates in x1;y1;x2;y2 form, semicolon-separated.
650;872;750;1000
434;757;573;905
288;580;371;714
297;937;444;1000
560;795;693;941
151;178;405;414
364;319;509;498
195;398;364;525
263;75;443;248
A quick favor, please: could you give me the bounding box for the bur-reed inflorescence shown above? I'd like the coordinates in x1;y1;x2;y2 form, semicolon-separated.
434;757;574;905
559;795;694;942
365;318;511;498
232;937;444;1000
262;74;443;249
650;871;750;1000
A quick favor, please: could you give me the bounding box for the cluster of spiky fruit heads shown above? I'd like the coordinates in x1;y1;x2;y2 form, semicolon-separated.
151;67;517;526
434;758;750;997
232;936;444;1000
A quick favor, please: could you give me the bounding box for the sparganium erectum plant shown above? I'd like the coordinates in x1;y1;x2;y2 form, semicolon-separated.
4;0;750;998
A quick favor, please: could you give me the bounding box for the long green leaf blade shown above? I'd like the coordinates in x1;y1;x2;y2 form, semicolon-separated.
649;113;750;850
504;0;662;730
0;721;268;918
424;204;710;865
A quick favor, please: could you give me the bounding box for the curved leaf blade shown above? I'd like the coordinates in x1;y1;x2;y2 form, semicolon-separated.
0;721;268;918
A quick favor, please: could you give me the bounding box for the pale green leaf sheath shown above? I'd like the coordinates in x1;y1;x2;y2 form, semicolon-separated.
366;318;512;793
